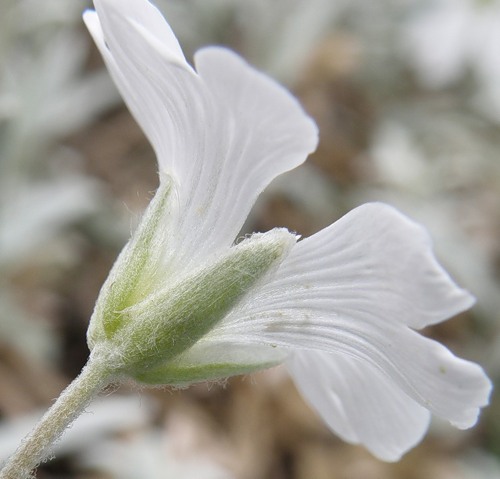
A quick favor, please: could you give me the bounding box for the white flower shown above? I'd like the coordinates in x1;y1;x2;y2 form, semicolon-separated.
83;0;491;462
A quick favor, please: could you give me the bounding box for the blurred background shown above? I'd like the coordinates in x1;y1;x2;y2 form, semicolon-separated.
0;0;499;477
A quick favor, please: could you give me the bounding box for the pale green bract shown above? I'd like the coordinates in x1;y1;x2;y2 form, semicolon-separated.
82;0;492;462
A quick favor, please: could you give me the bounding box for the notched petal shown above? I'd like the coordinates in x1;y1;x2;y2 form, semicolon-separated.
208;203;490;456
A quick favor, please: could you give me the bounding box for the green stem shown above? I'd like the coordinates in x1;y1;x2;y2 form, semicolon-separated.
0;353;115;479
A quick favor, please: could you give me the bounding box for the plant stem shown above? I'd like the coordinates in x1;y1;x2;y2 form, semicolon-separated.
0;353;115;479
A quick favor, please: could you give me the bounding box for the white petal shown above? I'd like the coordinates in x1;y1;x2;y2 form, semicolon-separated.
210;203;491;430
273;202;475;330
184;47;318;267
218;202;474;330
94;0;186;63
287;349;431;461
84;0;194;156
84;1;318;275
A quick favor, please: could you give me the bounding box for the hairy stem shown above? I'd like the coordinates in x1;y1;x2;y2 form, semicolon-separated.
0;353;115;479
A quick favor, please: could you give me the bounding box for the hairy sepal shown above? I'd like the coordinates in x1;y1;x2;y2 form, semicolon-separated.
133;342;288;387
87;178;173;349
94;228;296;377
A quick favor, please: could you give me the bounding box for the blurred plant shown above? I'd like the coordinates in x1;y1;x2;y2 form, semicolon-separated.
0;0;121;361
79;417;235;479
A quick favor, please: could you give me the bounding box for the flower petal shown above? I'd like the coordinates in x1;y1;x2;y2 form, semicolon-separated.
84;0;318;275
186;47;318;267
83;1;192;159
269;202;475;330
287;349;431;461
209;203;491;431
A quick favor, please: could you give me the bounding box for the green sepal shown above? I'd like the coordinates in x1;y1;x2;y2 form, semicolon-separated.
112;229;296;374
87;178;173;349
132;342;288;386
